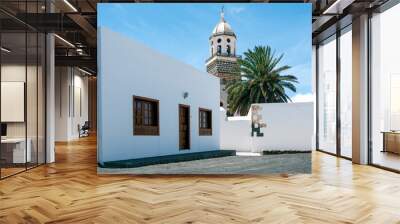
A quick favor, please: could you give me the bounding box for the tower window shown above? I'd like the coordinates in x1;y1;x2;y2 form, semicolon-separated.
217;38;221;43
217;45;221;54
211;41;213;46
227;45;231;55
227;38;231;43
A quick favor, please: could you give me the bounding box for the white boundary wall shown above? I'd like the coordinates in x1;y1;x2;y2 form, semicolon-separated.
220;102;314;152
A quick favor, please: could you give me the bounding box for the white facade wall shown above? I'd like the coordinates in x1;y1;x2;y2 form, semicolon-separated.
98;28;220;164
220;110;251;151
220;103;314;152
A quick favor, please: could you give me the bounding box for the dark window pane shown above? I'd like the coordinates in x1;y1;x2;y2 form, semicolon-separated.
199;109;212;135
133;97;159;135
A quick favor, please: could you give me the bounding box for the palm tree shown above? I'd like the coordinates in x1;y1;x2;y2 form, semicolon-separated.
225;46;298;115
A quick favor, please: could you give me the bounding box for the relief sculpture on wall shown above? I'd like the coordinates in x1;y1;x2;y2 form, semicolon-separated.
251;105;267;137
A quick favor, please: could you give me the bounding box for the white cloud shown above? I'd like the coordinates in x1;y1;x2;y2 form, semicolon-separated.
291;93;314;103
228;6;245;15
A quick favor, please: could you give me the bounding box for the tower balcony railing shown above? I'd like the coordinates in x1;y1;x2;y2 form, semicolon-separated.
205;53;241;63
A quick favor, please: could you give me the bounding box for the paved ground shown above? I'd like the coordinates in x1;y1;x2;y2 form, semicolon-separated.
98;153;311;174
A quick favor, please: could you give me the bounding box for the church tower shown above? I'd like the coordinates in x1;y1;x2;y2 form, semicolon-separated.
205;8;240;109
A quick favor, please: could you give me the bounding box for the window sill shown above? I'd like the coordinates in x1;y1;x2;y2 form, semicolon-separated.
134;126;159;136
199;128;212;136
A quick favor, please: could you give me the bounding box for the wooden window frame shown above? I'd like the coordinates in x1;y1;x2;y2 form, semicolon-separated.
133;95;159;136
199;108;212;136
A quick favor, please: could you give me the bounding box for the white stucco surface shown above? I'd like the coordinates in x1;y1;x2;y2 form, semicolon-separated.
220;109;251;152
98;27;220;164
220;103;314;152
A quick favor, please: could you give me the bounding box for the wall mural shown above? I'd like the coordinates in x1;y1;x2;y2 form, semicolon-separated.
251;105;267;137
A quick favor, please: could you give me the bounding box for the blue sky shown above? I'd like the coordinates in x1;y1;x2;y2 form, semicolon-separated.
98;3;312;98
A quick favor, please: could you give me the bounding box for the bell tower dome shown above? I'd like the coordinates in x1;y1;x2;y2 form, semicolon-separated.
209;9;237;57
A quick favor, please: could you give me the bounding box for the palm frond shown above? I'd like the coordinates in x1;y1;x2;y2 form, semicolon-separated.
227;45;298;115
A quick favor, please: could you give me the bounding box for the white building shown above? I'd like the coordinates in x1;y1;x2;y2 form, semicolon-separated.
97;28;220;164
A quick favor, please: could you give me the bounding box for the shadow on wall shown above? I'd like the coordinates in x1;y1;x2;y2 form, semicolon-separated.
220;102;314;153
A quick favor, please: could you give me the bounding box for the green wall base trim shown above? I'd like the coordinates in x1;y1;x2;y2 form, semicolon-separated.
262;150;311;155
100;150;236;168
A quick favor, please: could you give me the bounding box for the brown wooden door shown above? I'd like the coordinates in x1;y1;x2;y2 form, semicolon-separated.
179;105;190;150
